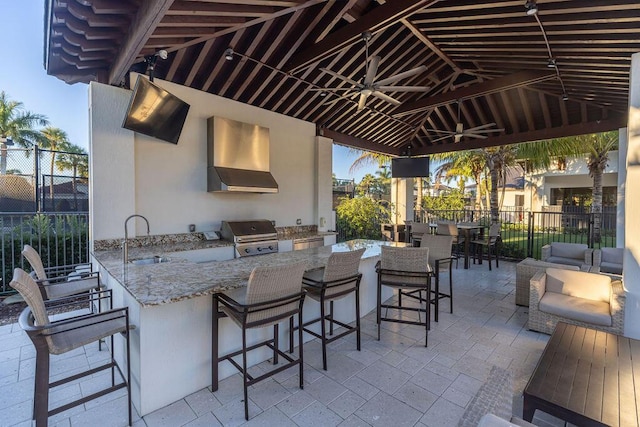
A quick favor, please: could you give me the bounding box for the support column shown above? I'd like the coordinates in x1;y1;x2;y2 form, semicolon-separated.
315;136;333;231
391;177;413;224
617;128;627;248
623;52;640;339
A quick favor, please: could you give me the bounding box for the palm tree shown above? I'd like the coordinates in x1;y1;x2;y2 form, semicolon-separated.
40;127;70;210
56;143;88;211
544;131;619;243
348;149;391;174
0;91;48;173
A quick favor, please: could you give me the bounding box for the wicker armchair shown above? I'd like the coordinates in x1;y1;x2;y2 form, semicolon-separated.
540;242;594;268
515;258;581;307
528;268;625;335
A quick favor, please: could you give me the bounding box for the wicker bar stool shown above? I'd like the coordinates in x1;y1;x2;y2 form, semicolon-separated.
22;244;102;300
294;248;365;370
212;261;307;420
11;268;132;427
376;246;432;347
420;234;455;321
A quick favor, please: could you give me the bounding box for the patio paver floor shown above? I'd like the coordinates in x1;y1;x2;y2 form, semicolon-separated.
0;261;573;427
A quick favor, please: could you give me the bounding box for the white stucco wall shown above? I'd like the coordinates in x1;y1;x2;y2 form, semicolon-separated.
89;76;321;240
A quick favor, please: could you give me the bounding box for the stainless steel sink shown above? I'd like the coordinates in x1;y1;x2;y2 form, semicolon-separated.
129;256;170;265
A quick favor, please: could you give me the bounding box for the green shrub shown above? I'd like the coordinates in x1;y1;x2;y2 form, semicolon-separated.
336;196;390;240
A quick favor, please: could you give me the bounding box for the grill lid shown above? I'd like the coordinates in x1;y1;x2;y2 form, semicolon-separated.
220;220;277;240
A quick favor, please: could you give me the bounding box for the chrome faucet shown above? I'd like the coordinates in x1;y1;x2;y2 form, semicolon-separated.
123;214;150;264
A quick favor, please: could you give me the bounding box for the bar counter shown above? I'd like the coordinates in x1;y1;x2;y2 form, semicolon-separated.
91;239;404;416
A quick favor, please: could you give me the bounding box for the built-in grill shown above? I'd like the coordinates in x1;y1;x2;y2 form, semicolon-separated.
220;220;279;257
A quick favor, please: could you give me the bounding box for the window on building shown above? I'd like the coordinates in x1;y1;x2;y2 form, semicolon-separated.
550;187;617;207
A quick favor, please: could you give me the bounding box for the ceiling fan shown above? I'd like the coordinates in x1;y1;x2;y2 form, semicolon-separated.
317;32;430;111
429;101;504;143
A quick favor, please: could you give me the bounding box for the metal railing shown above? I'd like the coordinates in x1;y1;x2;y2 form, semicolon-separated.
0;213;89;295
335;207;617;261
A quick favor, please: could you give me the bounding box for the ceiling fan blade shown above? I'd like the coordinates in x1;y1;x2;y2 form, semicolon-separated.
308;87;353;92
364;56;380;86
426;129;455;135
319;68;360;86
463;133;488;139
432;134;452;143
466;123;498;131
357;93;368;111
371;90;401;105
375;65;427;86
376;85;430;92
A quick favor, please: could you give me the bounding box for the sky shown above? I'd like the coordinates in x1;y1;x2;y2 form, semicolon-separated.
1;2;89;151
0;2;378;180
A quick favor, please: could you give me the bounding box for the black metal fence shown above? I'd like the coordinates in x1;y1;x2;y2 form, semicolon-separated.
336;207;617;261
0;147;88;212
1;146;90;295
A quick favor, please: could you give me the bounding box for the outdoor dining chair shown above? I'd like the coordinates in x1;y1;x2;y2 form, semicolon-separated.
376;246;432;347
212;261;307;420
10;268;132;427
472;223;502;270
295;248;365;370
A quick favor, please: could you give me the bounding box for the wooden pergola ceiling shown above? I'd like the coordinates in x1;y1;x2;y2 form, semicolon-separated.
44;0;639;156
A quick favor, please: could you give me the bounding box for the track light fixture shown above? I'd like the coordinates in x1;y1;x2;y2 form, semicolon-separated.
224;48;234;61
547;58;556;68
144;50;168;82
525;0;538;16
319;91;327;97
562;93;569;101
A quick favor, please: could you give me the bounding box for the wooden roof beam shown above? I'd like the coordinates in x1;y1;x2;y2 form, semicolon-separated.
412;115;626;156
395;70;556;116
108;0;175;85
284;0;438;73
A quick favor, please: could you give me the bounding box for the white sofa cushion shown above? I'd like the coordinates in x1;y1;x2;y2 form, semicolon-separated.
600;248;623;274
545;256;584;267
550;242;588;259
545;268;611;303
539;292;611;326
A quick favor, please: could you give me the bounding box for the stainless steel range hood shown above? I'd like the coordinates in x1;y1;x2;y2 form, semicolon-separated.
207;116;279;193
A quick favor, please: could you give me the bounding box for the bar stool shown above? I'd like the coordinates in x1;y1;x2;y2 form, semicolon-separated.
376;246;432;347
22;244;102;300
11;268;132;427
212;261;307;420
295;248;365;370
420;234;455;321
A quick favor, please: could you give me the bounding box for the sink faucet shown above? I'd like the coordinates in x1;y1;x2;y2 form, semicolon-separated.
123;214;150;264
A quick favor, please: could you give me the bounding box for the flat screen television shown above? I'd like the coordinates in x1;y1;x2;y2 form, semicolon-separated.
391;156;430;178
122;76;190;144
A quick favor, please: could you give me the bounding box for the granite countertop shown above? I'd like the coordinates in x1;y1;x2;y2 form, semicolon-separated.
92;239;406;307
283;231;337;241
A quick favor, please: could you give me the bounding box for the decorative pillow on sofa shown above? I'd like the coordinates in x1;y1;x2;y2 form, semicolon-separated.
550;242;587;259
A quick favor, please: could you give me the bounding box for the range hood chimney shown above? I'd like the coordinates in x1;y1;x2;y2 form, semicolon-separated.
207;116;278;193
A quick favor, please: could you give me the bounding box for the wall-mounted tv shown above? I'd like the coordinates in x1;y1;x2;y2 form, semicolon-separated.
391;156;430;178
122;76;190;144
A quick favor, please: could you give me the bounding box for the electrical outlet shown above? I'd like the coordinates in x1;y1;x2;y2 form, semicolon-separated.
296;218;302;225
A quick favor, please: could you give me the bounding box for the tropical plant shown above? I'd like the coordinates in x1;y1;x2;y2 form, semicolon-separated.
0;91;49;173
40;127;71;209
335;196;390;240
348;149;391;174
422;189;465;212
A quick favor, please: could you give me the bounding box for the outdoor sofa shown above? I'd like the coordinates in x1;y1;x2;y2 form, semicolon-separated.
515;258;585;306
540;242;596;268
528;267;625;335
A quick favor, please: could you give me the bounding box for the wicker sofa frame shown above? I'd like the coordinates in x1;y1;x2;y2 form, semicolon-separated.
528;270;625;335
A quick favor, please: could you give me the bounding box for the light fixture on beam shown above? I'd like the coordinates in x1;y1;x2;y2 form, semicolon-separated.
525;0;538;16
562;93;569;101
144;50;168;82
547;58;556;68
224;48;234;61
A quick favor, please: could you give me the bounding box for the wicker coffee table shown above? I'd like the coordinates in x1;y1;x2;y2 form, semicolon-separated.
524;322;640;427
